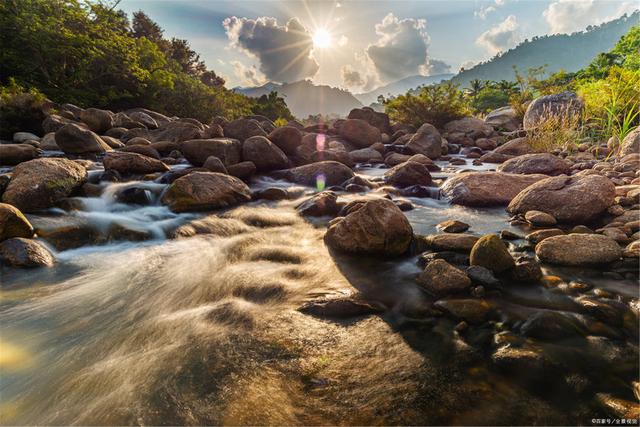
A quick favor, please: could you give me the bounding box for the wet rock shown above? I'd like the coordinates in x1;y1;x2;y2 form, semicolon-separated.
521;311;586;341
500;229;522;240
437;219;470;233
535;234;622;266
491;346;552;379
508;175;615;223
129;111;158;129
242;136;289;172
0;203;34;241
268;126;302;155
338;118;381;148
466;265;501;287
2;158;87;212
434;299;493;324
279;161;354;187
0;237;54;268
405;124;443;159
348;107;390;133
485;106;520;132
149;121;203;142
417;259;471;296
594;394;640;420
180;138;241;167
120;144;160;159
227;161;256;181
325;198;413;256
624;240;640;257
13;132;40;143
296;191;339;217
526;228;564;244
103;152;169;175
493;137;536;156
202;156;228;174
126;136;151;146
39;133;59;151
384;161;432;188
400;185;439;198
497;153;570;176
419;234;479;252
161;172;252;213
441;172;546;207
509;257;543;283
0;144;41;165
523;91;584;130
470;234;514;273
79;108;114;133
223;118;267;142
525;210;557;226
298;296;386;318
349;147;383;163
113;187;153;205
54;123;112;155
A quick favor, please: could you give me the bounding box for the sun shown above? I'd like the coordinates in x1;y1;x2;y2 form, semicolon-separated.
312;29;332;49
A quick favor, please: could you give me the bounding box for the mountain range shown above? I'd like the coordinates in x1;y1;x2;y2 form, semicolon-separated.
353;73;454;106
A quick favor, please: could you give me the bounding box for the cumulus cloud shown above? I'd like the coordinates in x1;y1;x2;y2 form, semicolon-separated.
337;35;349;47
424;58;452;75
231;60;265;87
341;65;365;88
476;15;521;55
365;13;431;82
475;6;496;20
544;0;638;34
223;16;319;83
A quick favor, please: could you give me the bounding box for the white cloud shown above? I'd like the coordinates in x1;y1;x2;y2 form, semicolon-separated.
231;60;265;87
341;65;365;88
459;60;478;71
475;6;496;20
338;35;348;47
476;15;521;55
542;0;637;34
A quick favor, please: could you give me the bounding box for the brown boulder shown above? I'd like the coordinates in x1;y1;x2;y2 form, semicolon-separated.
0;144;41;165
0;203;34;241
223;118;267;142
417;259;471;296
161;172;252;212
268;126;302;155
535;234;622;266
79;108;114;133
338;119;381;148
347;107;390;133
405;124;443;159
497;153;570;176
242;136;289;172
55;123;112;154
384;160;432;188
180;138;241;167
103;152;169;175
493;137;536;156
441;172;546;207
296;191;339;217
0;237;55;268
280;161;354;187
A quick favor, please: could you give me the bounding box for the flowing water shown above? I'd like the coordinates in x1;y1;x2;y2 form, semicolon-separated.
0;160;638;425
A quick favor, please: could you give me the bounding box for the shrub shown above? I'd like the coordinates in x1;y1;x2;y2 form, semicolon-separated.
470;87;510;114
0;79;51;139
384;82;469;128
526;104;584;152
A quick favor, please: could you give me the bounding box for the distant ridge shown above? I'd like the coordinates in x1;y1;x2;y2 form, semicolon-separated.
355;73;454;105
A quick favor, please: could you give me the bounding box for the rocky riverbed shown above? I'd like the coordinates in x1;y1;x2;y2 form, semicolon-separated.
0;98;639;425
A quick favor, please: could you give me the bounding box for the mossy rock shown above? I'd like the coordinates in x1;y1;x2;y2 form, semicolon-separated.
470;234;514;273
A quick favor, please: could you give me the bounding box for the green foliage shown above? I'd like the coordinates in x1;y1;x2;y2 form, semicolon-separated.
0;79;50;138
251;92;294;122
383;82;470;128
0;0;270;124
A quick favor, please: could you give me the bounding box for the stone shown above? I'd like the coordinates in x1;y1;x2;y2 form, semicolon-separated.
160;172;252;212
405;124;443;159
267;126;302;155
436;219;470;233
619;127;640;157
202;156;228;174
2;158;87;212
54;123;112;155
384;161;432;188
444;117;494;140
507;175;615;223
103;152;169;175
0;237;55;268
526;228;564;244
419;233;479;252
523;91;584;130
129;111;158;129
324;198;413;256
349;147;383;163
510;257;543;283
441;172;546;207
466;265;501;287
296;191;339;217
485;106;520;132
470;234;515;273
126;137;151;146
39;133;59;151
0;144;41;165
180;138;241;167
223;118;267;142
280;161;354;187
434;299;493;324
79;108;113;133
242;136;289;172
417;259;471;296
338;119;381;148
493;137;536;156
149;121;203;142
13;132;40;143
520;311;586;340
0;203;34;241
227;161;256;180
525;210;557;226
535;233;622;266
298;297;385;318
120;144;160;159
497;153;570;176
347;107;390;133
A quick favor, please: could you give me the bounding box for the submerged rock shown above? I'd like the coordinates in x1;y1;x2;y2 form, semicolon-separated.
436;219;470;233
325;198;413;256
161;172;252;212
0;203;34;241
535;234;622;266
520;311;586;341
419;234;479;252
0;237;55;268
384;160;432;188
417;259;471;296
434;299;493;324
298;297;386;318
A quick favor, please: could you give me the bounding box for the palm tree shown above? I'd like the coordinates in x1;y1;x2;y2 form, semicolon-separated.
466;79;485;97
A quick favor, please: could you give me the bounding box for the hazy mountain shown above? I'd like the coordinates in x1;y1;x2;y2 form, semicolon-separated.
235;80;363;118
452;11;639;87
355;73;454;105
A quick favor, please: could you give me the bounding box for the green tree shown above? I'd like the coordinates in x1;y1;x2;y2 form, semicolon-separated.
251;91;294;121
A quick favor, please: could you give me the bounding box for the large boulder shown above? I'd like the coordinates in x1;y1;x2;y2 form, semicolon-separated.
497;153;570;176
0;203;34;241
280;161;354;187
2;158;87;212
441;172;546;207
338;119;381;148
79;108;114;133
0;144;41;165
268;126;302;155
161;172;252;212
325;198;413;256
535;234;622;266
223;118;267;142
347;107;390;133
103;152;169;175
507;175;615;223
149;121;203;143
417;259;471;296
296;191;339;217
470;234;515;273
55;123;112;154
485;106;520;132
242;136;289;172
129;111;158;129
349;147;383;163
384;160;432;188
0;237;55;268
493;137;536;156
444;117;494;142
180;138;241;167
619;128;640;157
523;91;584;130
405;124;443;159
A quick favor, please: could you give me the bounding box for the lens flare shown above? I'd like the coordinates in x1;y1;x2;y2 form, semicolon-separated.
316;133;326;152
316;173;326;191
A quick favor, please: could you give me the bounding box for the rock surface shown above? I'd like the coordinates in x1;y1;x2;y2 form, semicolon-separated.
242;136;289;172
103;152;169;175
405;124;443;159
441;172;546;207
470;234;514;273
0;203;34;241
384;161;432;188
523;91;584;130
338;119;381;148
55;123;112;154
0;144;41;166
161;172;252;212
417;259;471;296
280;161;354;187
180;138;241;167
0;237;55;268
497;153;570;176
535;234;622;266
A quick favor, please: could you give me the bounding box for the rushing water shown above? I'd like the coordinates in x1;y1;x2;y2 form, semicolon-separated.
0;159;638;425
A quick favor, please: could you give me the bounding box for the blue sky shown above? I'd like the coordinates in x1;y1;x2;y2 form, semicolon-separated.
119;0;638;91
